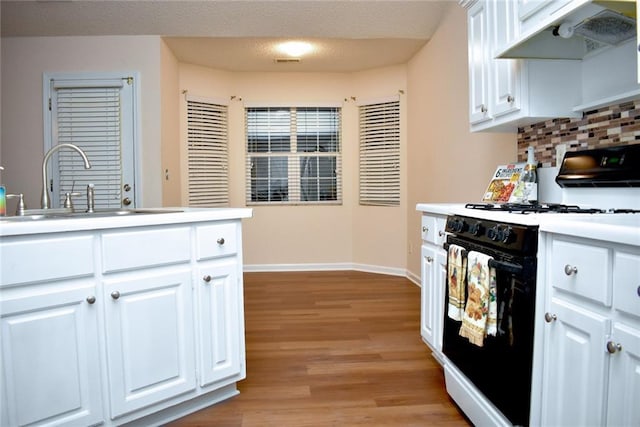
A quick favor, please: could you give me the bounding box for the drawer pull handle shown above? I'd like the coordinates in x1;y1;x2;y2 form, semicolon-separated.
217;237;225;245
564;264;578;276
544;313;557;323
111;291;120;300
86;296;96;304
422;226;428;233
606;341;622;354
203;275;212;283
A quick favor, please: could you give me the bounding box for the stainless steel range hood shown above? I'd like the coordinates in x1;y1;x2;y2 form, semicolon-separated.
496;0;637;60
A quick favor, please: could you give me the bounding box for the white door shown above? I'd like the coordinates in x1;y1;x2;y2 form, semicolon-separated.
607;322;640;426
420;244;437;348
467;0;491;124
103;268;196;418
0;282;103;427
45;73;138;209
541;298;609;426
197;260;243;387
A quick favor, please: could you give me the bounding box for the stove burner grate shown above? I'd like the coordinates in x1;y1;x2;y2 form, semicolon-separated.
465;203;607;214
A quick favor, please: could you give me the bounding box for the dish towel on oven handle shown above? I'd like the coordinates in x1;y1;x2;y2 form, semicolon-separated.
446;244;467;321
459;250;498;346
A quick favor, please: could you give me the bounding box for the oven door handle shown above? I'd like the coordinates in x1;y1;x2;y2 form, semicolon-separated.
488;259;523;274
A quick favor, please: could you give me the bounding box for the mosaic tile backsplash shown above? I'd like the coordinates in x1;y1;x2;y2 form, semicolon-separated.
517;99;640;167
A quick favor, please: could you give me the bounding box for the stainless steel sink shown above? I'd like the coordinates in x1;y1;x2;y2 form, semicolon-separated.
1;209;183;222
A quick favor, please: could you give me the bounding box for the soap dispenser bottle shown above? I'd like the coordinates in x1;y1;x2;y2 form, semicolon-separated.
0;166;5;216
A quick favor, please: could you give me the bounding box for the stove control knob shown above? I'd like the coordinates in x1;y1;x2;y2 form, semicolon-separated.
488;226;500;241
469;221;484;236
501;226;514;244
449;218;466;233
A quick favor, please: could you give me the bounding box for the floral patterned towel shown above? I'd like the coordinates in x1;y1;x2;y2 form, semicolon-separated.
446;244;467;321
459;251;497;347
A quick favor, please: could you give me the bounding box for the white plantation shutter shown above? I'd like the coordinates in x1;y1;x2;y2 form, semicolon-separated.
187;97;229;207
359;99;400;206
52;81;124;209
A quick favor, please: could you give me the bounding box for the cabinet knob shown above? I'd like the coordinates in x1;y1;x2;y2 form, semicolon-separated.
544;312;557;323
507;95;514;103
637;285;640;298
217;237;225;245
111;291;120;300
426;256;433;263
86;296;96;304
480;104;487;113
606;341;622;354
203;275;212;283
122;197;132;206
422;226;428;233
564;264;578;276
438;230;444;237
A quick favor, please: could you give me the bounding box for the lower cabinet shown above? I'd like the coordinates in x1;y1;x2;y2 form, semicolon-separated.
538;234;640;426
420;212;447;363
196;259;243;388
103;267;196;418
0;216;248;426
0;281;103;427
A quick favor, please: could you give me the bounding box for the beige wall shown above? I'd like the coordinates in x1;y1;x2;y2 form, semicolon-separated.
160;39;181;207
406;5;516;278
178;66;408;269
0;36;163;210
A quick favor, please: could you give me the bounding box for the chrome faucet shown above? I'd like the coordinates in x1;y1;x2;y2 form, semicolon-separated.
41;143;91;209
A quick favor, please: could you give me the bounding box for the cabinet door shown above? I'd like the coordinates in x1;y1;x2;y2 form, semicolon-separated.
607;322;640;426
491;0;521;117
196;260;243;387
467;0;491;124
420;245;437;349
433;249;447;358
541;297;609;426
0;282;103;427
104;268;196;418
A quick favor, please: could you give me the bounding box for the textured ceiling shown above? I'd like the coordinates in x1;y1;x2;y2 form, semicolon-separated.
0;0;454;72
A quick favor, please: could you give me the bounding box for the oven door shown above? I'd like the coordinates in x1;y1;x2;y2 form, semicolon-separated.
442;237;536;426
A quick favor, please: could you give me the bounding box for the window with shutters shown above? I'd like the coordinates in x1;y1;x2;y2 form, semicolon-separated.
245;106;341;205
359;99;400;207
187;97;229;207
45;73;137;209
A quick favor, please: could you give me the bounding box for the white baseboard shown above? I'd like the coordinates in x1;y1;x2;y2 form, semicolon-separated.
244;262;415;280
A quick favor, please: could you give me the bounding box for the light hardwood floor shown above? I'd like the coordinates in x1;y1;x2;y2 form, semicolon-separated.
167;271;471;426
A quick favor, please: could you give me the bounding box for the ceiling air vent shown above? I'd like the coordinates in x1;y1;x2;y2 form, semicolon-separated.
274;58;301;64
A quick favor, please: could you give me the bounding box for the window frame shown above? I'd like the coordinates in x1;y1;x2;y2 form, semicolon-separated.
245;105;342;206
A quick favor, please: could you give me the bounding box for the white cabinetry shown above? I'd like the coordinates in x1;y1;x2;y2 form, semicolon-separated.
420;212;447;364
0;281;103;427
463;0;581;132
0;212;250;426
0;234;103;427
539;235;640;426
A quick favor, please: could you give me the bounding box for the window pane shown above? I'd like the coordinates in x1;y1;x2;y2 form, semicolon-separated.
250;156;288;202
300;156;337;202
297;107;340;153
247;107;291;152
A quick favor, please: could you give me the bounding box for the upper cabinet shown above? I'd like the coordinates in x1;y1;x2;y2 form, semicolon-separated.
463;0;640;133
464;0;582;132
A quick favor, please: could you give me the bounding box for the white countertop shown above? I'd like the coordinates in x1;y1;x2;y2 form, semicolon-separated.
0;207;253;237
416;203;640;247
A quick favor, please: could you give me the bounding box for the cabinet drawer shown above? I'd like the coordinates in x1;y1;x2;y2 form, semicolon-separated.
613;250;640;319
196;223;238;260
422;215;446;246
0;235;94;286
101;227;190;273
551;238;611;305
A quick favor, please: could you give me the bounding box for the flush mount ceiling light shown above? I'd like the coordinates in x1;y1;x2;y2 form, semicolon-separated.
276;41;314;57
